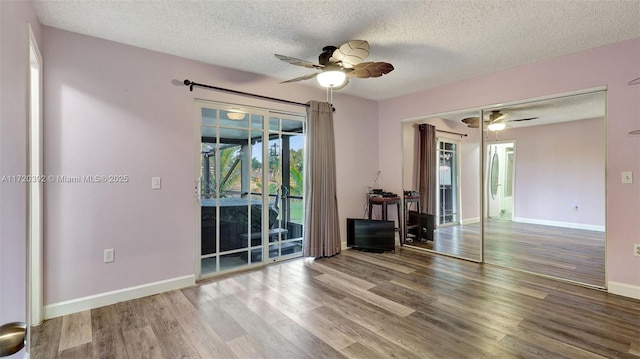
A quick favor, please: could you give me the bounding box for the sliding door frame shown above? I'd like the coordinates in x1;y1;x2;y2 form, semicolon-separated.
435;137;462;227
193;100;305;279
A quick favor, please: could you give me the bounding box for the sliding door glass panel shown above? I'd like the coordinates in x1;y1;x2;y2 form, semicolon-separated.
438;140;459;226
268;115;305;259
401;112;482;262
198;102;305;277
268;136;283;259
287;134;305;225
200;109;263;274
482;91;606;288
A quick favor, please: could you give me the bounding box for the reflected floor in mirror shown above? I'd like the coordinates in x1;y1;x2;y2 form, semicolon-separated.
406;218;605;288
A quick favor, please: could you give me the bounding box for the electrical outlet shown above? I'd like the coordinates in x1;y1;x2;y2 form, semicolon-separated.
634;244;640;257
104;248;115;263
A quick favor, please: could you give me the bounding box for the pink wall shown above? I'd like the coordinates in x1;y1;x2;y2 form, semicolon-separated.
0;0;41;337
41;27;379;304
379;37;640;287
8;8;637;311
506;117;605;226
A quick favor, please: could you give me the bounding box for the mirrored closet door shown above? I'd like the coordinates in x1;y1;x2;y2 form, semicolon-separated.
402;90;606;288
481;91;606;288
402;111;483;262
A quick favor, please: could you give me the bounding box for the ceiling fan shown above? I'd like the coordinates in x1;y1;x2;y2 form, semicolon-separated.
462;110;538;130
274;40;394;89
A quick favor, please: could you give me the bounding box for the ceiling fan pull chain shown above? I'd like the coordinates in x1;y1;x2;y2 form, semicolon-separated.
325;87;335;105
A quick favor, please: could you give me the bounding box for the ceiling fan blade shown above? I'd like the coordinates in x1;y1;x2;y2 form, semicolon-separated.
462;117;480;128
274;54;322;69
348;62;394;78
507;117;539;122
330;40;370;68
280;72;319;84
488;110;506;123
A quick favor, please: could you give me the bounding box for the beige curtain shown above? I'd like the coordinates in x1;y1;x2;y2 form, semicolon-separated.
418;124;437;214
303;101;341;257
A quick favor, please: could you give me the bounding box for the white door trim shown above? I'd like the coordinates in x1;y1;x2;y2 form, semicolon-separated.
28;21;44;330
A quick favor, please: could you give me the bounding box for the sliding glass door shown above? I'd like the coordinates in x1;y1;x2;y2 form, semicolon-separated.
266;116;305;259
196;102;305;277
437;139;460;226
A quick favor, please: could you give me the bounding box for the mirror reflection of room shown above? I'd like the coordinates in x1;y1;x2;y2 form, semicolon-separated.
402;90;606;288
402;112;482;262
481;92;606;288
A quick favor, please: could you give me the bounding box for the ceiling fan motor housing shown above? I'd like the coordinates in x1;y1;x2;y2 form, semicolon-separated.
319;46;337;65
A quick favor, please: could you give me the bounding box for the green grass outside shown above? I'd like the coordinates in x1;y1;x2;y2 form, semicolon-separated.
288;199;304;224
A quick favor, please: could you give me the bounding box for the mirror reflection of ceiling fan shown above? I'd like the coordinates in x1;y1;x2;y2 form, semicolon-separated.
461;110;538;131
274;40;394;89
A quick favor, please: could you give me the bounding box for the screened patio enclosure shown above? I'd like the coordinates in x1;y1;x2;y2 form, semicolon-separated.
197;102;306;275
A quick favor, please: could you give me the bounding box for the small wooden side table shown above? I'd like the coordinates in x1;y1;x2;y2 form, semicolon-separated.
368;196;403;244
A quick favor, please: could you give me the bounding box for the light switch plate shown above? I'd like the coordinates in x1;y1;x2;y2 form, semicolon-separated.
152;176;162;189
622;171;633;184
104;248;114;263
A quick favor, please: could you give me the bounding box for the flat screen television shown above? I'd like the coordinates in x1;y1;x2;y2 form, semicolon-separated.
346;218;395;252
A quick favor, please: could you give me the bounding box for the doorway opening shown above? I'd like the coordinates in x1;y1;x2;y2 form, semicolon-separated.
485;142;515;221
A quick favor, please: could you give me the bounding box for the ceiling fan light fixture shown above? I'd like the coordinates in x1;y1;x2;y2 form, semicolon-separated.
316;70;346;88
226;111;246;120
488;122;506;131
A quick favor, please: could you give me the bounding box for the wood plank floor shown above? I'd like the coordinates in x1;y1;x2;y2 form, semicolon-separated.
31;248;639;359
407;219;606;287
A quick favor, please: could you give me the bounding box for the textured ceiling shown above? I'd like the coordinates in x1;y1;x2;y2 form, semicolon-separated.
33;0;640;101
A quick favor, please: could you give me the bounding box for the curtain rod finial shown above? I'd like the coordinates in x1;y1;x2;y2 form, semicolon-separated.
183;79;194;91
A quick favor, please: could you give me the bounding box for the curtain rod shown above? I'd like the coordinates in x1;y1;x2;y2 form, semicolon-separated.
436;129;468;137
183;79;336;112
184;79;307;107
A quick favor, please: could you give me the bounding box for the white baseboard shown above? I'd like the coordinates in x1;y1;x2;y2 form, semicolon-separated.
43;274;195;319
514;217;605;232
461;217;480;225
608;281;640;300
